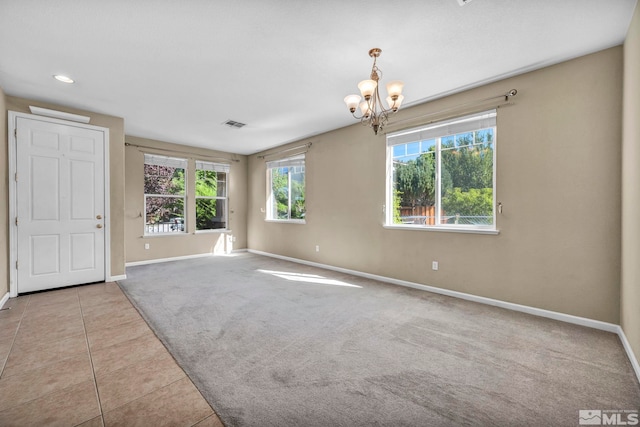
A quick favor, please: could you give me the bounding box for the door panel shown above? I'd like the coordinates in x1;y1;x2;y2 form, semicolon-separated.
70;233;96;271
30;235;60;275
16;116;106;293
30;156;60;220
31;129;59;150
70;160;95;219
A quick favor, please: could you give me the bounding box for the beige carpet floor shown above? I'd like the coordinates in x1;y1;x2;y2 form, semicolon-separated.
119;253;640;427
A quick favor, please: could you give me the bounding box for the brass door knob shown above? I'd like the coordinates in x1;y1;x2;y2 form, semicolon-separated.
96;215;102;219
96;224;103;229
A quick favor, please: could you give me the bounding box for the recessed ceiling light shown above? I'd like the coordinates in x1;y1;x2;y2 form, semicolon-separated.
53;75;74;84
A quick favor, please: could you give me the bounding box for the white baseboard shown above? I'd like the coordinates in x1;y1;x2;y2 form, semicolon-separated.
126;252;215;267
616;326;640;383
247;249;639;383
126;249;249;268
108;274;127;282
0;292;9;309
248;249;617;332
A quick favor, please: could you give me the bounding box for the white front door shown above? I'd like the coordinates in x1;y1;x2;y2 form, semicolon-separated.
15;116;106;293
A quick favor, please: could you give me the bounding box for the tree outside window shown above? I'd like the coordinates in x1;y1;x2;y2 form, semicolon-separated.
144;154;187;234
195;161;229;230
387;110;496;230
267;155;305;222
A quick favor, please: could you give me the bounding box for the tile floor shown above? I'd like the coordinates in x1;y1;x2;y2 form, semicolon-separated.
0;282;224;427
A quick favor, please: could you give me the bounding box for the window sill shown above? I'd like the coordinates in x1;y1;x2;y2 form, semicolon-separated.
265;219;306;225
195;229;230;234
383;224;500;235
143;232;189;238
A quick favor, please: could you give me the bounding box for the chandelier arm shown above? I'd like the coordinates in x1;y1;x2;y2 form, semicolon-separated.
345;48;402;135
375;86;391;119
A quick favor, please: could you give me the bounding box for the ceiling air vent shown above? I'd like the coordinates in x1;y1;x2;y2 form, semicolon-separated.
223;120;246;129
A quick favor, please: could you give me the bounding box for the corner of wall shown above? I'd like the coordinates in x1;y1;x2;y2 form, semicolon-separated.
0;86;8;296
621;2;640;369
123;136;248;263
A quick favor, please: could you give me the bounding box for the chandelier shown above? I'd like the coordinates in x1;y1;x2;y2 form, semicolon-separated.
344;48;404;135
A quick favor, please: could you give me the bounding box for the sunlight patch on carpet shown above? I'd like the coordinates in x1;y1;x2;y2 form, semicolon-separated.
257;269;363;288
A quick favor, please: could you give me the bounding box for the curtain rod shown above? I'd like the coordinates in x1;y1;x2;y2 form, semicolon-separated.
125;142;240;162
386;89;517;131
257;142;312;159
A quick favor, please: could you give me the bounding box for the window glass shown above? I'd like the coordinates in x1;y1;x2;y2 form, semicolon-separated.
267;156;305;222
393;145;405;158
290;166;306;220
406;141;420;155
195;162;229;231
387;110;496;230
393;151;436;225
144;155;186;234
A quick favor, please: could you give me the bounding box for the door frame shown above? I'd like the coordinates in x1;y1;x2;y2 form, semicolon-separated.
7;111;111;297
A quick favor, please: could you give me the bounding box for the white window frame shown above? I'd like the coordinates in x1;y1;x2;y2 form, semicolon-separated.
143;154;188;236
266;155;306;223
195;160;230;232
385;110;498;234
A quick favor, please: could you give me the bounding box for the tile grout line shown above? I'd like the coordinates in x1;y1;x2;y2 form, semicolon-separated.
77;288;106;426
189;414;217;427
87;323;171;377
79;284;217;424
0;295;31;378
78;285;182;421
0;292;105;418
117;283;222;425
85;302;188;414
102;375;188;417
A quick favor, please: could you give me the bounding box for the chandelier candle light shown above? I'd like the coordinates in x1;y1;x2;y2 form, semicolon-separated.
344;48;404;135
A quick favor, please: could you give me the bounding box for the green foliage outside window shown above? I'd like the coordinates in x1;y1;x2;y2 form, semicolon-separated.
144;164;226;231
395;152;436;208
441;188;493;221
393;128;494;225
196;169;225;230
271;167;305;220
144;165;185;226
393;189;403;224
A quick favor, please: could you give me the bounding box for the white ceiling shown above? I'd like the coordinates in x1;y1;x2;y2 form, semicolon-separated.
0;0;636;155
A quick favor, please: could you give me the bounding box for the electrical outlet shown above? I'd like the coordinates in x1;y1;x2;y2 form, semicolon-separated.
144;243;150;250
232;236;237;242
432;261;438;270
315;245;320;252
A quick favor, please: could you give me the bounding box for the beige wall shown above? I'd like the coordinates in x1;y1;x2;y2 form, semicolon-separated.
124;136;247;263
5;96;126;279
622;5;640;366
249;47;623;324
0;87;7;295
